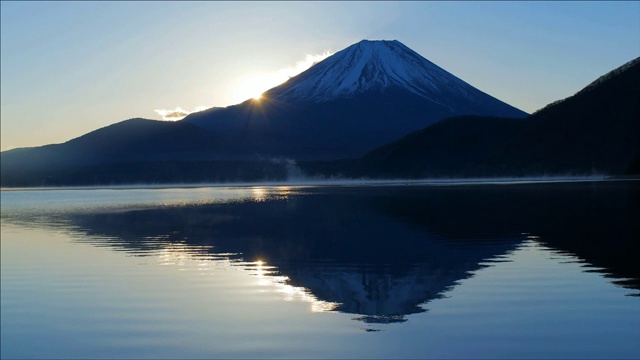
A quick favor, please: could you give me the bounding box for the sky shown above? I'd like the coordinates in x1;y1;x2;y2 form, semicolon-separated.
1;1;639;151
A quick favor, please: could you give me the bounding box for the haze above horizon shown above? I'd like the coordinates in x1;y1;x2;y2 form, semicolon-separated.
1;1;639;151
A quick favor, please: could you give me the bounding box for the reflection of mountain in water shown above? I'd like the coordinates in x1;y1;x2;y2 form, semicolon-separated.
366;181;640;290
282;260;497;324
56;189;522;323
4;181;638;322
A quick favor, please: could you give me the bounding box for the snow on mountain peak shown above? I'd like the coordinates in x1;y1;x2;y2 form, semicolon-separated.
266;39;473;102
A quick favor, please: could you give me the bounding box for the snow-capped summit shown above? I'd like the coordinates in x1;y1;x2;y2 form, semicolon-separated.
267;40;481;103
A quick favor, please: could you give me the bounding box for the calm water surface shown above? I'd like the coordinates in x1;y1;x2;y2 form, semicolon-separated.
1;181;639;359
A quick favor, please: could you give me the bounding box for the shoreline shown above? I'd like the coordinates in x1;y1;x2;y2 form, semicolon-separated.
2;175;638;192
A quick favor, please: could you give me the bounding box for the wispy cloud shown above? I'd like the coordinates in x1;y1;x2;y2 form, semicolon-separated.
282;50;334;79
234;50;334;102
154;106;208;121
156;50;335;116
267;50;335;86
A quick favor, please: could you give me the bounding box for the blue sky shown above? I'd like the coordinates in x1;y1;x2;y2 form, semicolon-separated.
1;1;639;150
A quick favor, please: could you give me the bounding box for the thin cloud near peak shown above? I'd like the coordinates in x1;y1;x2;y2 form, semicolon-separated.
154;106;208;121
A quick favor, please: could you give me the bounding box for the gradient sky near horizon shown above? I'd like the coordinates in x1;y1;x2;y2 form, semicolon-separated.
1;1;639;151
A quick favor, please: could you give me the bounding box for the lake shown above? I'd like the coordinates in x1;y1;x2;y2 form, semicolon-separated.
1;180;639;359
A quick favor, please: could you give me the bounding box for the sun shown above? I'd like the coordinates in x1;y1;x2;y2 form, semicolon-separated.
234;73;283;104
234;68;299;104
230;51;334;105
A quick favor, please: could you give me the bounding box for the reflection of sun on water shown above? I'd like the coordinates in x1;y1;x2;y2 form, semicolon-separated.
251;186;294;202
251;187;268;202
157;242;230;272
255;260;270;286
158;243;199;267
156;244;337;313
275;186;291;197
252;259;339;313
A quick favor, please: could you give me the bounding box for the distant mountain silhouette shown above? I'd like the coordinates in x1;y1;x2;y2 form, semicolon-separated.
2;118;216;167
0;119;241;186
362;57;640;177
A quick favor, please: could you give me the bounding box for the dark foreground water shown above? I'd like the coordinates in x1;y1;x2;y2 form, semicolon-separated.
1;180;639;359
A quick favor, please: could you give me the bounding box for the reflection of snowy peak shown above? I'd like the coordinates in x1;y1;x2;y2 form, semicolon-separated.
268;40;479;103
287;264;471;323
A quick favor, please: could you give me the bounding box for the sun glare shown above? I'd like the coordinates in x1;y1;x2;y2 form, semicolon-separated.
235;74;281;104
232;50;334;104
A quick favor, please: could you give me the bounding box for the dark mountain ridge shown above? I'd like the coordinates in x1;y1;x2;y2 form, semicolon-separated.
494;56;640;175
0;119;237;186
358;116;526;178
1;118;220;167
361;56;640;178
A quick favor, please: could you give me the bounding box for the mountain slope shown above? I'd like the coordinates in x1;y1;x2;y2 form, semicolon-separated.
0;119;227;186
1;118;220;167
362;116;527;177
267;40;514;107
494;57;640;175
364;56;640;177
184;40;527;160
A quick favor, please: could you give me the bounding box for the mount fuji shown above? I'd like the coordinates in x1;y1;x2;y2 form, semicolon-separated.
183;40;527;159
267;40;510;103
2;39;535;186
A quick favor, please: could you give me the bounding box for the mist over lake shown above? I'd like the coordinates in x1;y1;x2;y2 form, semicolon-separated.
2;180;639;359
